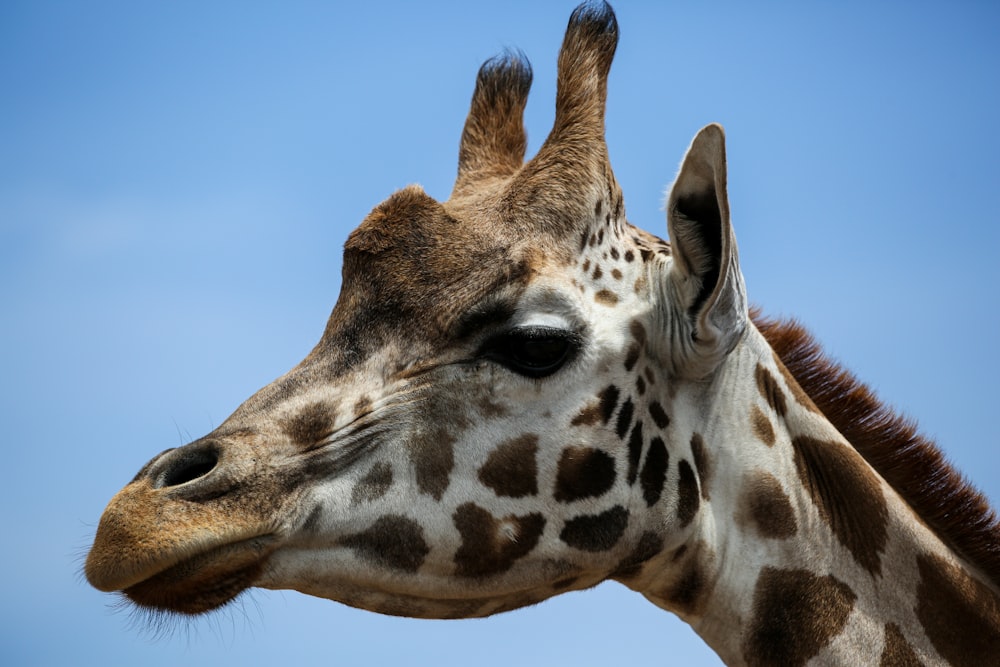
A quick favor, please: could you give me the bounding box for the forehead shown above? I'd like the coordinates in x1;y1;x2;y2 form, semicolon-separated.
317;186;559;369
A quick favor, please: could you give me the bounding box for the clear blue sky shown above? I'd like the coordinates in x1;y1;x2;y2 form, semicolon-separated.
2;1;998;665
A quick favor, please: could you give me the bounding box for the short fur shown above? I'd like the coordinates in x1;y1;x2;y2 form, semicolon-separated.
753;310;1000;588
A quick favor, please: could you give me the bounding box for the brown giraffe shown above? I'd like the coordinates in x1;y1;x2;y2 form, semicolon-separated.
86;2;1000;664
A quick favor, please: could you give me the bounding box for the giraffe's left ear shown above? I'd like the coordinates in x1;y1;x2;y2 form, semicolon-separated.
665;124;748;377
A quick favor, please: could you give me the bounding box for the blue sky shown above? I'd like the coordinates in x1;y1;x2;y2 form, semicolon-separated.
2;1;998;665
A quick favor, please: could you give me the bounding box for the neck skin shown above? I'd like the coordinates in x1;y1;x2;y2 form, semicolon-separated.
621;326;1000;666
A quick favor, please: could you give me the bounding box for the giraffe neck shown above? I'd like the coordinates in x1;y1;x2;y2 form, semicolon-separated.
621;326;1000;666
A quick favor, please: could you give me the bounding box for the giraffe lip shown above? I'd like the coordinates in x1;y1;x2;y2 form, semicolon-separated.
121;535;278;614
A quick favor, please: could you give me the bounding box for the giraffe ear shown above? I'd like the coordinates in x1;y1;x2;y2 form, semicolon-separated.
665;124;748;377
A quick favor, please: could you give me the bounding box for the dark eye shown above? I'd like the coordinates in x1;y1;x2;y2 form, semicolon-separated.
481;327;579;378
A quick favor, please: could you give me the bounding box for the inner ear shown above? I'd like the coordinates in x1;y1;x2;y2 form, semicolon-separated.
671;189;724;318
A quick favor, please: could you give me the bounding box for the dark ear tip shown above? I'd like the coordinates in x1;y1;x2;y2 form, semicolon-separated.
478;48;533;96
568;0;618;38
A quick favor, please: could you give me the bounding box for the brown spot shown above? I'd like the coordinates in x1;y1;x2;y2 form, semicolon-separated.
629;319;647;345
648;401;670;430
755;363;787;417
626;421;643;485
613;531;664;579
475;394;509;418
350;461;393;505
624;343;640;371
676;459;699;527
754;310;1000;593
592;265;603;280
741;471;797;539
916;553;1000;666
742;567;857;667
554;446;616;502
478;434;538;498
452;503;545;578
661;557;706;616
582;259;591;272
408;426;456;501
624;249;634;262
594;289;618;305
792;436;888;575
560;505;629;552
283;402;335;449
880;623;922;667
640;436;668;507
571;401;602;426
689;433;711;500
615;397;634;439
611;268;622;280
341;515;429;573
610;247;619;260
597;385;620;424
633;274;647;294
750;404;776;446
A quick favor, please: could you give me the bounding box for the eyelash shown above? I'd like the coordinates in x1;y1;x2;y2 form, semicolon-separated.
479;326;580;378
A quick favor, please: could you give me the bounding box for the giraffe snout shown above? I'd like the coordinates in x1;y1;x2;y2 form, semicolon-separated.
85;434;284;608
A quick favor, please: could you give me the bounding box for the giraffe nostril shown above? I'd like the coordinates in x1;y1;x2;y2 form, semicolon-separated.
154;444;220;489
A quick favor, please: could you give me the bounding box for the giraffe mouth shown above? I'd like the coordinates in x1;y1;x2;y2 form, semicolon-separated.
120;536;277;615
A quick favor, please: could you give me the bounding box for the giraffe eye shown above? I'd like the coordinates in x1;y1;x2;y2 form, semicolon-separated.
481;326;579;378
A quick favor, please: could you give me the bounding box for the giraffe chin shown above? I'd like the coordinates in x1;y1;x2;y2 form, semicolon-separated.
121;537;276;615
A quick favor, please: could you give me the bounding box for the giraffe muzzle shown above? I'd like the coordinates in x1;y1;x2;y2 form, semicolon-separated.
85;436;287;613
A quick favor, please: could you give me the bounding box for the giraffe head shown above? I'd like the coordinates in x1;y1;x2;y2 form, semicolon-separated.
86;1;747;619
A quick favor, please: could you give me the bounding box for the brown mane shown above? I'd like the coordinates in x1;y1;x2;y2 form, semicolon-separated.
752;310;1000;589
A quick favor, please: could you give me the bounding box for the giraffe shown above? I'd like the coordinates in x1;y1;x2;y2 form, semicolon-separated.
85;2;1000;664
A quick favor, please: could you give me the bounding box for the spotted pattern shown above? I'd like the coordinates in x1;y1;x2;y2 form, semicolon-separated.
792;435;888;575
648;401;670;429
615;397;634;439
676;460;699;528
742;567;857;667
879;623;921;667
639;437;668;507
282;401;336;449
341;515;429;573
626;421;644;485
750;404;776;446
554;446;616;502
659;556;706;616
408;425;456;501
560;505;628;552
452;503;546;578
478;434;539;498
594;289;618;306
740;471;797;539
755;363;787;417
613;531;664;579
351;461;393;505
916;553;1000;665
